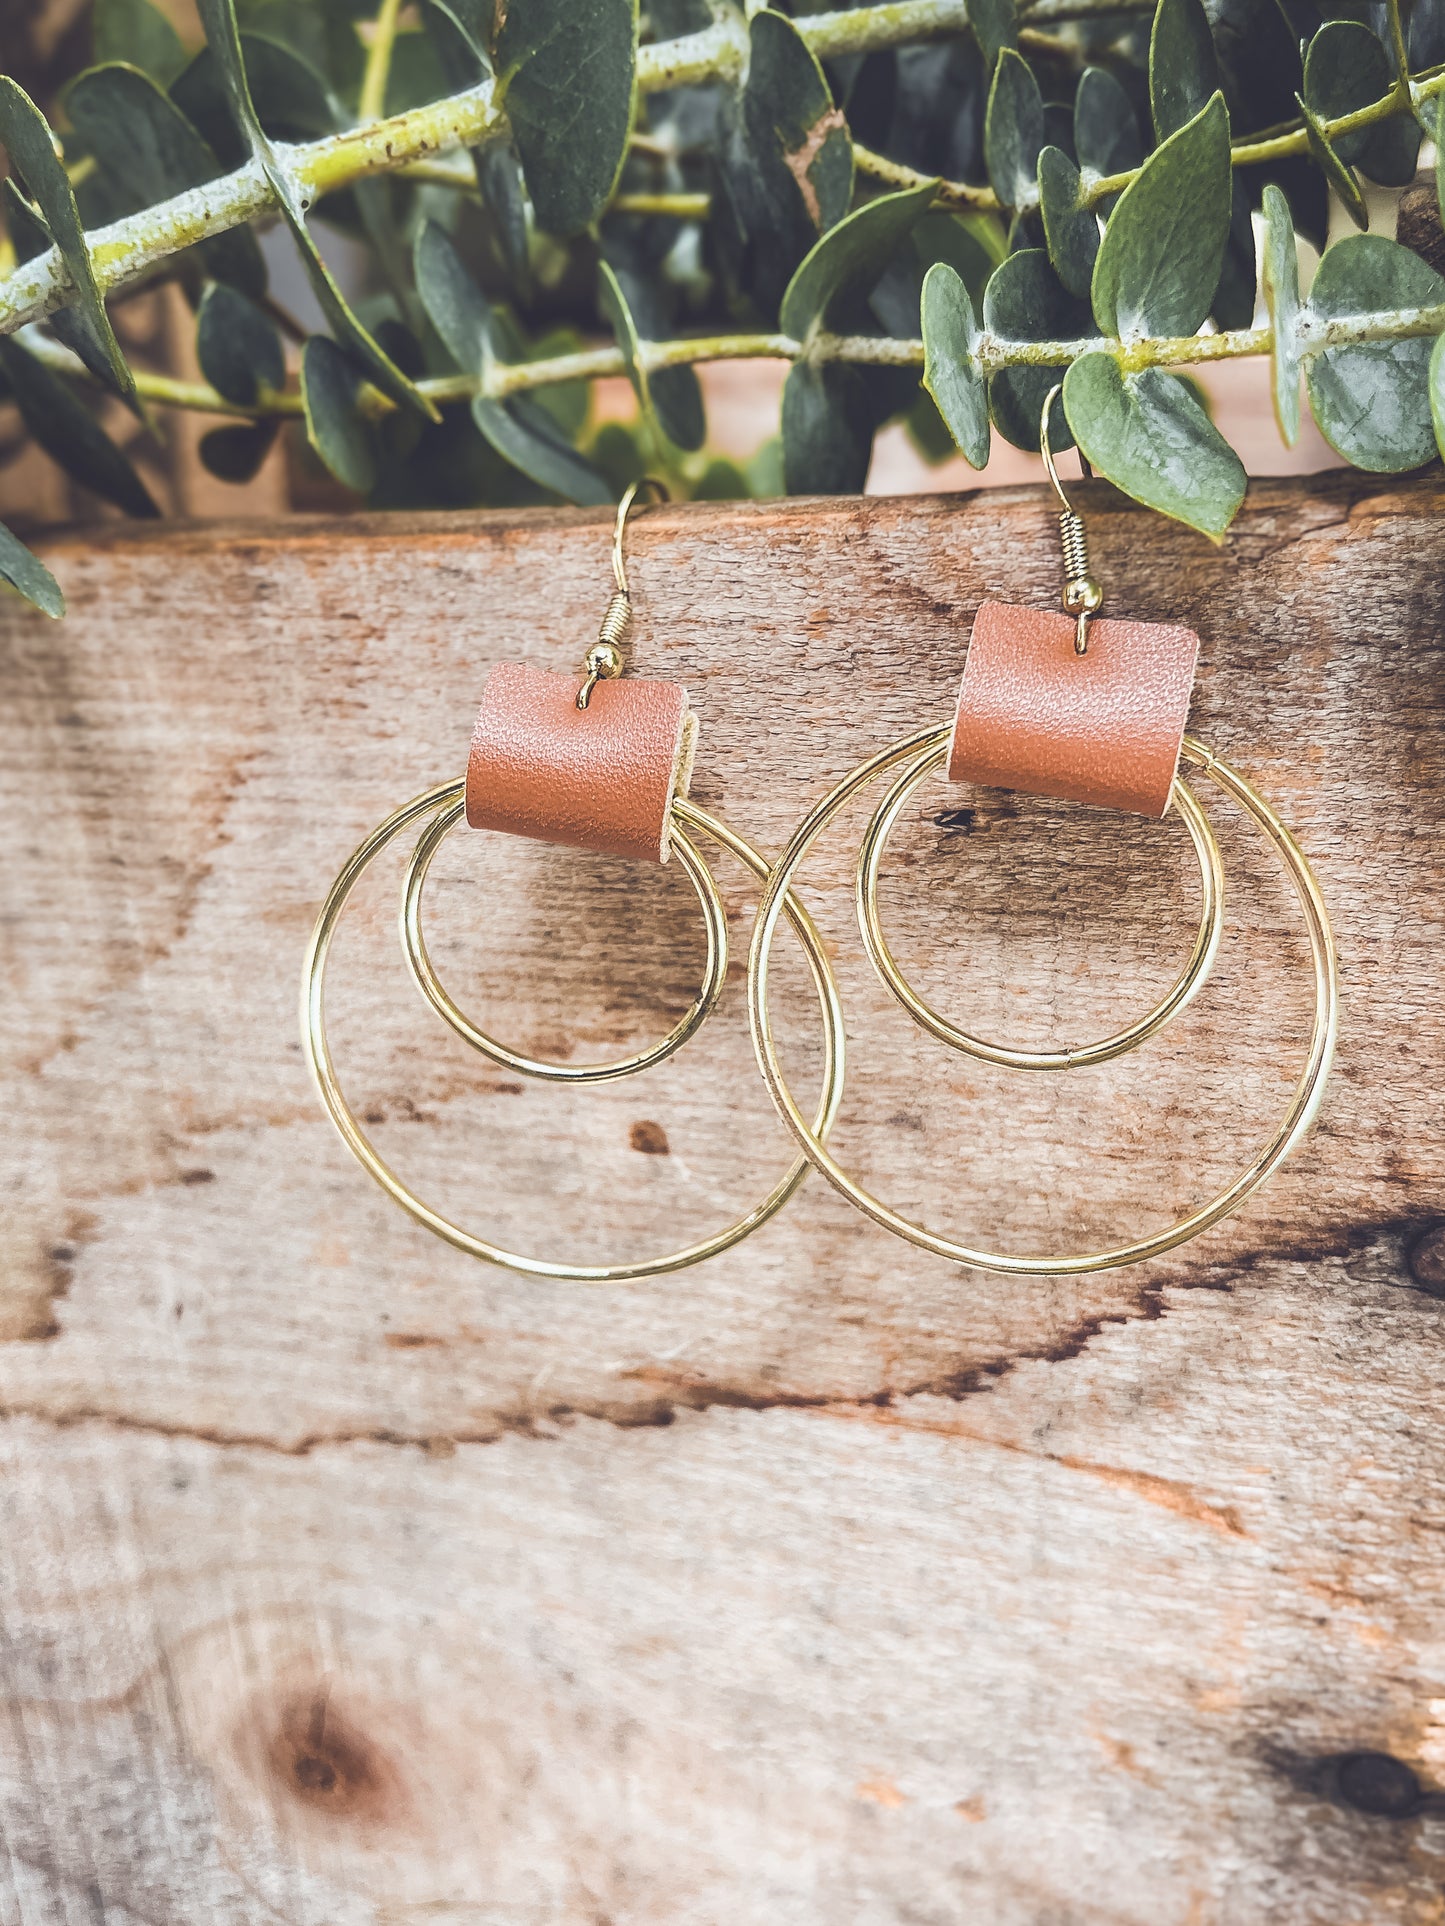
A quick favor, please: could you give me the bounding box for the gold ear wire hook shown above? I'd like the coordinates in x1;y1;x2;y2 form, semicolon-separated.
1040;384;1102;657
577;476;671;709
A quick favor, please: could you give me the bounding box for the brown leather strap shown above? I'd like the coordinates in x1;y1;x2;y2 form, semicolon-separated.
465;661;697;864
948;601;1200;818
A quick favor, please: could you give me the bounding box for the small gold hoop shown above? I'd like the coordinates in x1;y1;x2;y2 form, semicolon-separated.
747;731;1338;1276
303;784;846;1281
402;799;729;1083
856;732;1226;1071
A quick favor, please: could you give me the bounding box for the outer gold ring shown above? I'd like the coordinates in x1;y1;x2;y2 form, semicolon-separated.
302;782;845;1281
402;796;729;1083
747;731;1338;1276
856;732;1226;1070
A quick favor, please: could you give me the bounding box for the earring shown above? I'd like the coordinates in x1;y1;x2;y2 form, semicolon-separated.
303;479;844;1280
748;392;1338;1275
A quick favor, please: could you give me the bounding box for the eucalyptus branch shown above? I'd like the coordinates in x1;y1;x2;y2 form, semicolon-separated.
22;303;1445;427
853;143;1000;211
358;0;406;123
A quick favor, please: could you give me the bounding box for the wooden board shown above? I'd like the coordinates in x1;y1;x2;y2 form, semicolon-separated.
1;472;1443;1923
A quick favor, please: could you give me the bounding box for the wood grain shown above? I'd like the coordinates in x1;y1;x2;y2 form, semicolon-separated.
1;472;1442;1922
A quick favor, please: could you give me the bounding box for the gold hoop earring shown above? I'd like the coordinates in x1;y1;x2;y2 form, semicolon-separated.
747;395;1338;1275
303;481;846;1280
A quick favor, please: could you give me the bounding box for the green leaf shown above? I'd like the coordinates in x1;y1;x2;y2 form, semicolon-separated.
0;179;128;399
0;519;64;618
1431;333;1445;466
965;0;1017;67
921;261;989;468
1305;234;1445;472
782;360;874;494
1294;92;1367;231
301;336;376;494
1092;91;1230;340
476;144;532;296
0;77;134;401
495;0;637;236
196;283;284;405
414;220;609;504
1075;67;1141;210
744;11;853;236
171;34;334;168
0;338;158;517
191;0;266;146
781;181;938;341
199;419;280;481
94;0;188;84
1149;0;1221;141
983;47;1043;211
597;260;705;452
1037;146;1097;299
65;63;266;297
1304;22;1419;189
414;219;487;368
1260;183;1301;445
1064;353;1246;540
1438;95;1445;232
427;0;493;67
983;248;1090;451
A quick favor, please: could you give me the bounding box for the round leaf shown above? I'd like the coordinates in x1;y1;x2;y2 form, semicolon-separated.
196;284;285;407
1149;0;1221;142
1431;333;1445;465
1038;146;1098;299
597;260;706;452
1091;91;1231;341
1306;234;1445;472
199;420;281;482
496;0;637;237
965;0;1017;68
983;48;1043;211
1260;184;1302;445
93;0;187;85
1064;354;1246;541
300;336;376;494
1075;68;1141;212
921;262;989;468
744;11;853;237
1304;22;1420;189
983;248;1090;451
781;182;938;342
782;361;874;494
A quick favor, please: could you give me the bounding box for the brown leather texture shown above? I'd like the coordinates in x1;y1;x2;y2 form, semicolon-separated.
948;601;1200;818
465;661;693;864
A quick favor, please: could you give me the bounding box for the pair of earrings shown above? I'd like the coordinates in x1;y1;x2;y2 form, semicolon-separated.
304;414;1338;1281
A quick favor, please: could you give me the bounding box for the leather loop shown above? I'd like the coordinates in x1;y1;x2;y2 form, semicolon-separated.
948;600;1200;818
465;661;697;864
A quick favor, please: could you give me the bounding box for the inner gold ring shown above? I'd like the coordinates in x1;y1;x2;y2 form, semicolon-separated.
402;798;729;1083
302;783;846;1282
857;735;1225;1070
747;729;1338;1277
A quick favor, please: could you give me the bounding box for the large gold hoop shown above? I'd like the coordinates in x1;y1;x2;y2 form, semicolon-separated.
856;732;1226;1070
402;797;729;1083
303;783;845;1281
747;731;1338;1276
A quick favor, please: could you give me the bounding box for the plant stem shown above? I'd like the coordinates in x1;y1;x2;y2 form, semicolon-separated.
21;304;1445;427
853;143;1000;211
358;0;406;124
611;191;712;219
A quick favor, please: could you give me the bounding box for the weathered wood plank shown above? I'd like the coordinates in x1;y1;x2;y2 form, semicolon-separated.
0;473;1442;1922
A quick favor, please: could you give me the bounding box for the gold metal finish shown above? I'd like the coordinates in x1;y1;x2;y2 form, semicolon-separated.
747;730;1338;1275
1041;383;1102;656
577;476;670;708
856;732;1225;1070
401;793;729;1081
303;785;846;1281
